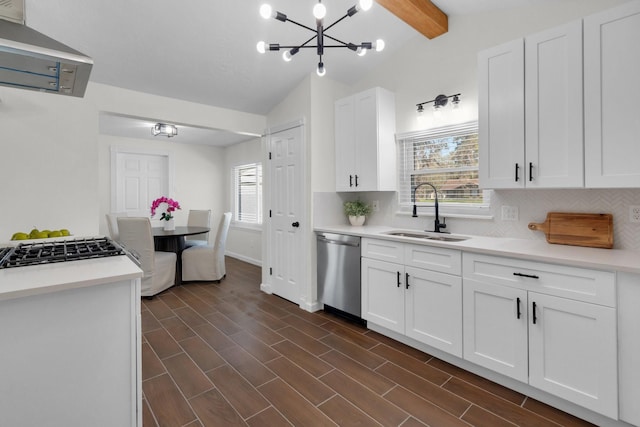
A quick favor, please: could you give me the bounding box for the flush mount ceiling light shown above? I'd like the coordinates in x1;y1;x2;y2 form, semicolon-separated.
416;93;461;115
256;0;385;77
152;123;178;138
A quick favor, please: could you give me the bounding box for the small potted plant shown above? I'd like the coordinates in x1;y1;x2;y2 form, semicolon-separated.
343;199;372;226
151;196;181;231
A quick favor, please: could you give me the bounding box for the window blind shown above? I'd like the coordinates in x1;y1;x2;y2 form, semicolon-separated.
234;163;262;223
397;121;484;209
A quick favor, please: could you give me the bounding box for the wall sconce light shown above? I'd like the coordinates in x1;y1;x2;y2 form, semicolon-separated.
152;123;178;137
416;93;461;115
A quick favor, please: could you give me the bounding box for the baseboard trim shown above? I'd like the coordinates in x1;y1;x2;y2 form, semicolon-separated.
226;251;261;267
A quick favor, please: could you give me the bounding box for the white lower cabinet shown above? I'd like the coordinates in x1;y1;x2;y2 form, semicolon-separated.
361;238;462;357
463;253;618;419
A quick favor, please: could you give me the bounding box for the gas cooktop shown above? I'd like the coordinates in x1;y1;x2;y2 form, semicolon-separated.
0;237;127;269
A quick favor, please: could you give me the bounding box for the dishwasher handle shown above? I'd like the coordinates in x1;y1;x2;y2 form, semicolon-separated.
316;236;360;247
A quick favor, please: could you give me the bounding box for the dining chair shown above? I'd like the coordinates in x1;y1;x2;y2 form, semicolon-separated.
182;212;232;283
105;212;128;242
117;217;176;297
185;209;212;248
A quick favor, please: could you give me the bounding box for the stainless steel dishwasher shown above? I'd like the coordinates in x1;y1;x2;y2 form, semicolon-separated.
316;232;362;321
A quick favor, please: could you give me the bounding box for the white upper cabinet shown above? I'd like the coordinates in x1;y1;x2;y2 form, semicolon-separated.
525;20;584;188
335;87;396;192
584;1;640;188
479;21;584;189
478;39;525;189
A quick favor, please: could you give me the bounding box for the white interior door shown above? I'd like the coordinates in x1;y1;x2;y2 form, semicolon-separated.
113;151;169;217
268;124;304;304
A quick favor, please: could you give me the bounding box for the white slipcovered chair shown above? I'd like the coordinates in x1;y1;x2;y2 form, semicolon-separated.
182;212;232;283
117;217;176;297
184;209;212;248
106;212;128;242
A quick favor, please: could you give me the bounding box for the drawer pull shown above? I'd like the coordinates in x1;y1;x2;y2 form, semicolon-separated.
355;175;359;187
532;301;538;324
405;272;410;289
349;175;353;187
516;297;521;319
397;271;401;288
515;163;520;182
513;272;539;279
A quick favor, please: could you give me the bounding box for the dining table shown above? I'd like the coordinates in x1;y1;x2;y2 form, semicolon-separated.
152;226;210;285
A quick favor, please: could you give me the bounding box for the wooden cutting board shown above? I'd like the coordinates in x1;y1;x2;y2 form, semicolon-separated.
528;212;613;249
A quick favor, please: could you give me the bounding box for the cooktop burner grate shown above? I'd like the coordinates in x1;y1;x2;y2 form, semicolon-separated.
0;237;127;269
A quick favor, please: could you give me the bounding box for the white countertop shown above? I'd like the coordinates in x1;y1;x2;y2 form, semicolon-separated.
315;225;640;274
0;255;143;301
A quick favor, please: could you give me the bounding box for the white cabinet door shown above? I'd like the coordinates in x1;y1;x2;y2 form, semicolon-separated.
478;38;525;189
463;279;528;382
525;21;584;188
405;266;462;357
361;257;404;333
528;292;618;419
335;96;356;192
584;1;640;187
334;87;396;192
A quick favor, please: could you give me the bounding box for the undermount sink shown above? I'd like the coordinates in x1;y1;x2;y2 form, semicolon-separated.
383;230;469;242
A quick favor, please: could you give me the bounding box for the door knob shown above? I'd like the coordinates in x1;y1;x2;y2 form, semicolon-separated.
292;221;300;228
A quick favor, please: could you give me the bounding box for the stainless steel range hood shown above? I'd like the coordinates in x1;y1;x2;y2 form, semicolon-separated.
0;19;93;97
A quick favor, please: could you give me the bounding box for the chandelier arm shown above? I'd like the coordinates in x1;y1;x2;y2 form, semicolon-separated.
323;13;351;32
323;34;364;47
284;17;319;34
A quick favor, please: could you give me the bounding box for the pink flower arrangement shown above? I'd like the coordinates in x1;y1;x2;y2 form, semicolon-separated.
151;196;181;221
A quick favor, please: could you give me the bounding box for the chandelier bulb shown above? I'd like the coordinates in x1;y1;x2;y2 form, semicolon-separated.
313;2;327;20
283;51;292;62
259;4;273;19
374;39;385;52
317;62;326;77
356;47;367;57
256;41;267;54
358;0;373;12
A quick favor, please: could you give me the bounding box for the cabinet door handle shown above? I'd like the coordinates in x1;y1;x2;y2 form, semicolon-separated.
349;175;353;187
532;301;538;324
516;297;521;319
355;175;359;187
513;272;539;279
529;162;533;182
515;163;520;182
405;272;410;289
397;271;401;288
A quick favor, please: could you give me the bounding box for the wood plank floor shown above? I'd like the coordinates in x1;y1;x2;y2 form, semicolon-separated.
141;257;596;427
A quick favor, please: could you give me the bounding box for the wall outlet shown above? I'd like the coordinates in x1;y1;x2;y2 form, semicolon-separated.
372;200;379;212
501;205;519;221
630;206;640;223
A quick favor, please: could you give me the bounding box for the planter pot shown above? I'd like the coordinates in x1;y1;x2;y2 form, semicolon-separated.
163;219;175;231
348;215;366;226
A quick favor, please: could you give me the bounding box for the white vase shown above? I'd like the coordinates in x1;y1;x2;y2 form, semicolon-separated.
348;215;366;226
163;218;175;231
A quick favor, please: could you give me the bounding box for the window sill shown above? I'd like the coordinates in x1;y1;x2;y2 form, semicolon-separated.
231;221;263;232
395;211;494;221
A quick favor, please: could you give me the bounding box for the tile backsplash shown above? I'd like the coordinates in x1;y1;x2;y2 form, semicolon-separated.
314;189;640;251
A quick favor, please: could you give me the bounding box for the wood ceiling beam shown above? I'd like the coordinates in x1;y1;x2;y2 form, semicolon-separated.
375;0;448;39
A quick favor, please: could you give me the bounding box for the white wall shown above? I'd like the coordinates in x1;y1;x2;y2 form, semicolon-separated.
1;82;267;244
97;135;226;240
224;138;263;265
1;88;99;239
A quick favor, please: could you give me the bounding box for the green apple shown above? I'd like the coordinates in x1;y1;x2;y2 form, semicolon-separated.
29;228;40;239
60;229;70;236
11;232;29;240
35;231;49;239
48;230;62;238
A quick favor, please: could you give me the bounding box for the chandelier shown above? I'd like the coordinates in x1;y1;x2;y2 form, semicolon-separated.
256;0;385;77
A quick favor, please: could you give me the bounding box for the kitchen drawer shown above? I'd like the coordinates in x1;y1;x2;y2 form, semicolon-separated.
463;253;615;307
405;243;461;275
362;238;404;263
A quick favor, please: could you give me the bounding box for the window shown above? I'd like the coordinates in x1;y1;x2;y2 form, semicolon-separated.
397;121;490;215
232;163;263;224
